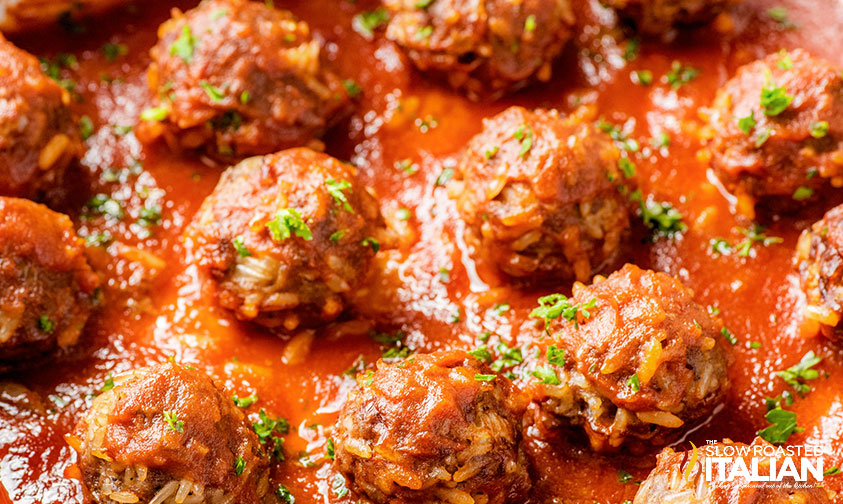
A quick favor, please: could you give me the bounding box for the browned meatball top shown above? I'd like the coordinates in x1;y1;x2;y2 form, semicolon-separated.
334;350;530;504
520;264;731;452
73;362;276;504
141;0;349;158
0;34;82;201
707;49;843;209
606;0;733;34
451;106;631;283
384;0;574;99
634;439;831;504
188;148;386;331
0;197;98;371
797;203;843;340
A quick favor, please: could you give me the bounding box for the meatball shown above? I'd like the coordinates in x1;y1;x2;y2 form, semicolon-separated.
634;438;831;503
141;0;349;158
384;0;574;99
187;148;387;331
71;362;277;504
797;204;843;340
450;106;632;283
707;49;843;211
0;34;83;201
520;264;731;452
334;350;531;504
605;0;732;34
0;197;98;371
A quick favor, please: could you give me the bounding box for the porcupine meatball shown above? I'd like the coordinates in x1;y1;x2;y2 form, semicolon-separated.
334;350;530;504
71;362;277;504
707;49;843;211
634;438;831;503
141;0;349;158
0;34;83;201
521;264;731;452
450;106;632;283
188;148;387;331
797;204;843;340
605;0;733;35
0;197;98;372
383;0;575;99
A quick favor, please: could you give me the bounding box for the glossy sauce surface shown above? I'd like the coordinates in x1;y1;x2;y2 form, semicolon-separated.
4;0;843;502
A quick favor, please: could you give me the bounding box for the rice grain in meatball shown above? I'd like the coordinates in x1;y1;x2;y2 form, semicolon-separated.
706;49;843;211
634;438;831;503
797;203;843;340
520;264;731;452
450;106;632;283
0;197;98;372
605;0;733;35
334;350;531;504
187;148;387;331
141;0;349;158
384;0;574;99
0;34;83;201
71;362;277;504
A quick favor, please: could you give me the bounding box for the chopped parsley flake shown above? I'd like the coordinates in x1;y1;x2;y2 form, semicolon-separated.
101;42;128;62
234;457;246;475
343;79;363;98
86;194;125;220
524;14;537;32
737;111;756;134
170;25;197;64
485;146;499;159
532;366;560;385
530;294;596;330
200;81;226;102
101;373;114;392
547;345;566;367
792;186;814;201
474;373;496;382
332;475;349;498
758;406;803;444
326;439;335;460
513;125;534;157
618;157;636;178
415;25;433;41
233;393;258;408
776;351;822;396
163;411;184;433
253;409;289;460
435;166;454;186
361;237;380;252
266;209;312;242
326;178;354;212
810;121;829;138
824;466;841;476
760;81;793;116
79;115;94;140
232;236;251;257
721;327;738;345
276;484;295;504
618;469;635;484
330;229;347;243
141;106;169;121
630;190;686;237
627;374;640;392
633;69;653;86
469;346;492;363
38;315;55;333
664;61;699;89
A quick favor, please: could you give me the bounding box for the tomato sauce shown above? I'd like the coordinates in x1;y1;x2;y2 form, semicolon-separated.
4;0;843;502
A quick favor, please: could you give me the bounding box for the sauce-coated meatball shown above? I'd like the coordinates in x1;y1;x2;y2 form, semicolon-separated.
334;350;531;504
0;34;83;201
797;204;843;340
451;106;632;283
605;0;732;34
634;439;831;503
187;148;387;331
142;0;349;158
707;49;843;210
384;0;574;99
72;362;277;504
521;264;731;452
0;197;98;371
